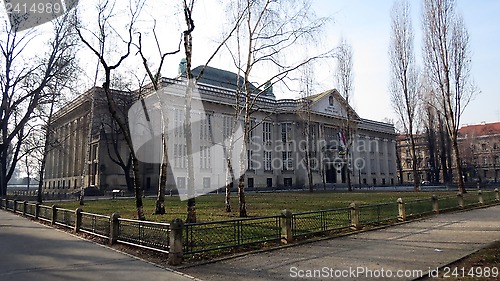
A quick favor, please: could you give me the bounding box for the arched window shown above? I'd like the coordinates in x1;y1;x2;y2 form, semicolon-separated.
328;95;334;106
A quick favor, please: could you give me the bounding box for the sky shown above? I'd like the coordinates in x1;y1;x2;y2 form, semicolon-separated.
150;0;499;127
12;0;497;127
304;0;500;127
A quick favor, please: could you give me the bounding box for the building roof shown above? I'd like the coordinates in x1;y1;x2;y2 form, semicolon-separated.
182;65;276;99
458;122;500;137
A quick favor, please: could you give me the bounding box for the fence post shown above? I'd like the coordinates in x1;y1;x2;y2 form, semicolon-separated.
397;198;406;221
22;201;27;217
350;203;361;230
457;193;464;209
280;209;293;244
0;198;3;209
478;190;484;205
109;213;121;245
432;195;439;214
13;199;18;213
35;203;40;219
495;188;499;202
74;208;82;233
51;205;57;225
168;218;184;266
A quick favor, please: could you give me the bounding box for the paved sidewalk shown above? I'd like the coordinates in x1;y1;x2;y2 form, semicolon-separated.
182;205;500;280
0;210;195;281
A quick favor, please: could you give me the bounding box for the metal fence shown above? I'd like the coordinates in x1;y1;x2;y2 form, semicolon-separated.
184;215;282;254
55;208;76;228
117;218;170;253
292;207;351;237
80;212;110;239
405;198;434;217
38;205;53;223
1;190;499;262
359;202;398;224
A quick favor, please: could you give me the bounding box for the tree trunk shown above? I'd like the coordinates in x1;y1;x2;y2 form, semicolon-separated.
451;132;466;194
155;135;167;215
132;158;146;220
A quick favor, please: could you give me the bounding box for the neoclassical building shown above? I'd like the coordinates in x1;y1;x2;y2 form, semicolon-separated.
43;66;397;195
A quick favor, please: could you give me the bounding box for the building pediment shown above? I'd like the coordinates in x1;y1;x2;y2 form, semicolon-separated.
307;89;360;121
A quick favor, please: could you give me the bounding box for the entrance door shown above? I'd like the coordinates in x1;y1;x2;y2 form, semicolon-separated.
325;164;336;183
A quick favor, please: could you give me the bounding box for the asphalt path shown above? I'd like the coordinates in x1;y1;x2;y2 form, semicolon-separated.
0;210;196;281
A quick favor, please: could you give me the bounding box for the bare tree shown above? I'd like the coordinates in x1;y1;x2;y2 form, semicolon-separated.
389;0;421;191
335;38;355;191
298;64;315;192
0;12;79;198
77;0;147;219
225;0;332;217
136;28;182;215
422;0;477;193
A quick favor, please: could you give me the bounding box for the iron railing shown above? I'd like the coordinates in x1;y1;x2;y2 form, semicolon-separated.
117;218;170;253
80;212;110;239
359;202;398;224
184;215;281;254
292;207;351;237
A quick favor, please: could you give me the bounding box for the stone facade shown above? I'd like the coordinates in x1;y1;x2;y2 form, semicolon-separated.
44;66;398;195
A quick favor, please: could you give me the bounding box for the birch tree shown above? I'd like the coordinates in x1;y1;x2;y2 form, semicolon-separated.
389;0;421;191
225;0;332;217
422;0;477;193
335;38;355;191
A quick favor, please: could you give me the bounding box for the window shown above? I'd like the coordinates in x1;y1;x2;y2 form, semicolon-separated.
176;177;186;190
223;115;233;141
282;151;293;170
328;95;334;106
266;178;273;188
324;126;336;140
264;151;272;171
203;177;211;189
247;150;254;170
200;146;211;169
174;108;184;137
247;178;254;189
284;178;293;187
263;122;272;144
482;143;487;151
200;114;211;142
281;123;292;143
174;144;187;168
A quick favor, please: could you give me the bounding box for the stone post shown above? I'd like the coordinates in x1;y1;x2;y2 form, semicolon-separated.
457;193;464;209
22;201;27;217
74;208;83;233
280;209;293;244
478;190;484;205
109;213;121;245
168;218;184;266
432;195;439;214
397;198;406;221
51;205;57;225
495;188;499;202
350;203;361;230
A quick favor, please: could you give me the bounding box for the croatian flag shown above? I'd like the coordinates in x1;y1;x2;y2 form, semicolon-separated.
338;130;347;149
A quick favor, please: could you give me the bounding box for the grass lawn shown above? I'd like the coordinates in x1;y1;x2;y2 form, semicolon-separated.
55;190;456;223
